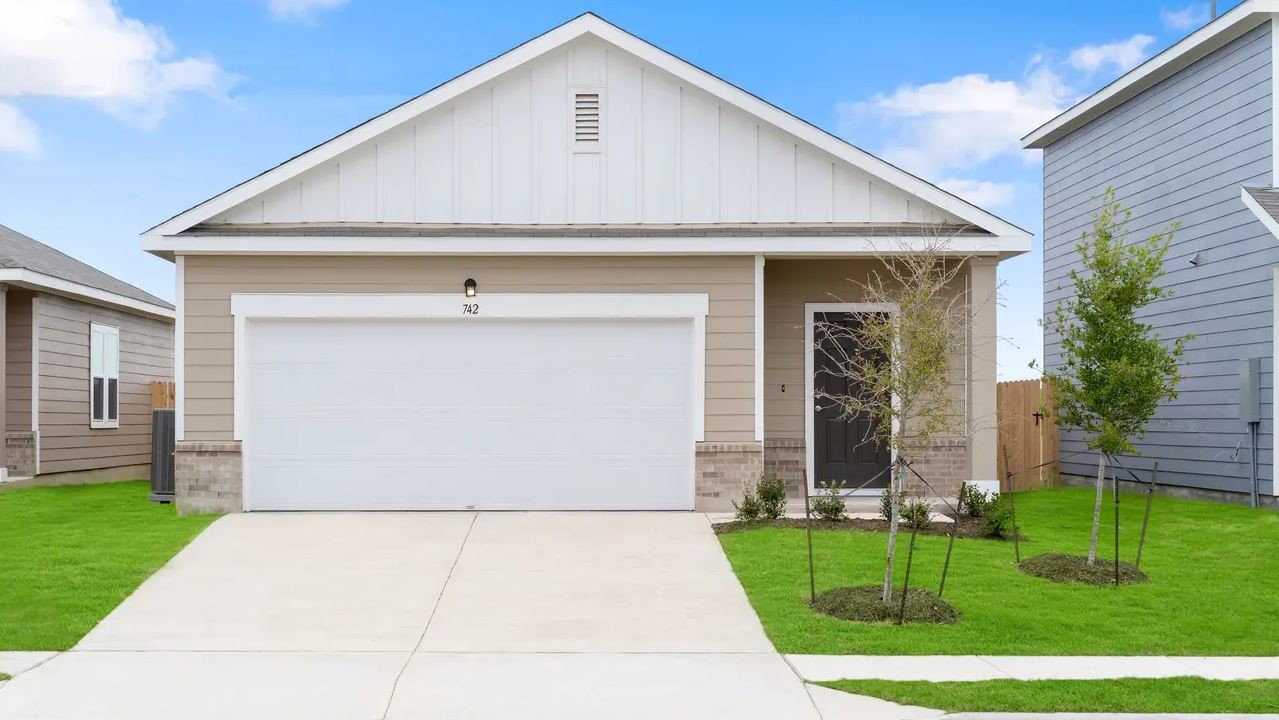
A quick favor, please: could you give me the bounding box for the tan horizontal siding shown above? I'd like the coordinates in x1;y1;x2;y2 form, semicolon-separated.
36;293;174;474
182;254;756;442
763;259;968;440
6;290;33;431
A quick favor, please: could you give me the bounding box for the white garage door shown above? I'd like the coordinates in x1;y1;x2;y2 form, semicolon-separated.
243;317;694;510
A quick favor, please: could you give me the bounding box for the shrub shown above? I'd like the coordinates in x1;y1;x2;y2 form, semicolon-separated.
734;473;787;521
757;473;787;520
901;496;933;530
980;494;1016;539
959;484;991;518
810;482;847;521
879;488;904;522
732;484;763;521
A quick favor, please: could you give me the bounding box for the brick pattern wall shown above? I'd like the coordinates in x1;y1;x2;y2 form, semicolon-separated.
5;431;35;477
763;439;805;499
695;441;763;511
176;440;242;514
902;438;970;500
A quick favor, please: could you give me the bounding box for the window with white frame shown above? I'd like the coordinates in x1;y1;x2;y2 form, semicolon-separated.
90;323;120;428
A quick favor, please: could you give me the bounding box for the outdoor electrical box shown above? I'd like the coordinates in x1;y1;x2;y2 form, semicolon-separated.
1239;357;1261;424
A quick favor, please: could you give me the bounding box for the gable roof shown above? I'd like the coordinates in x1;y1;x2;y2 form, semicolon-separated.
0;223;174;318
1023;0;1276;148
146;12;1029;244
1241;186;1279;240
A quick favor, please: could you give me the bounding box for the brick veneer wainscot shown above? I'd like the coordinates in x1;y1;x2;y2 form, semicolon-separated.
175;441;242;514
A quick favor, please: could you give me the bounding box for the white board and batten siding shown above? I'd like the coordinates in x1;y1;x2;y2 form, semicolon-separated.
208;38;962;227
35;294;174;474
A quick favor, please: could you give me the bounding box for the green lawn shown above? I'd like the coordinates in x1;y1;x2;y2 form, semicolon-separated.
0;481;217;650
719;487;1279;655
818;677;1279;713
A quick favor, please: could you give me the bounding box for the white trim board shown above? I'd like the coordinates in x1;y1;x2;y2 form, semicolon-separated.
30;295;39;474
1241;187;1279;241
145;13;1028;242
1024;0;1279;148
0;269;174;320
1273;267;1279;497
803;302;898;496
146;234;1026;257
174;256;185;441
753;255;765;442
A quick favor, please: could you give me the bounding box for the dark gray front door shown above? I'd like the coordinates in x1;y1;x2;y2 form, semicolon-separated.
813;311;891;490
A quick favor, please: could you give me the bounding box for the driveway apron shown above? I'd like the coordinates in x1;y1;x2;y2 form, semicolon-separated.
0;512;821;719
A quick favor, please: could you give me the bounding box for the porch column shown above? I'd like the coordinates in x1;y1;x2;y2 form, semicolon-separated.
969;257;998;488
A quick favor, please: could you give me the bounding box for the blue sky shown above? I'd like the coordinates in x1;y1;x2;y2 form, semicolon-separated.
0;0;1243;379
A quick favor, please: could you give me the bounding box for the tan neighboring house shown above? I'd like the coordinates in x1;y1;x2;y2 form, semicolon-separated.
0;224;175;484
143;14;1029;514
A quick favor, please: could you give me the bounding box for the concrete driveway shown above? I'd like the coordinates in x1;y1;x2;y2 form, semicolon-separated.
0;512;834;719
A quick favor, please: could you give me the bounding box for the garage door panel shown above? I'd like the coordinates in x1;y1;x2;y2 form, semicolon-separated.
245;317;694;510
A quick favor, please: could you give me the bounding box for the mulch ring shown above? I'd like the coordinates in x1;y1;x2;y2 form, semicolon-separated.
811;585;960;624
713;515;1021;541
1018;552;1149;585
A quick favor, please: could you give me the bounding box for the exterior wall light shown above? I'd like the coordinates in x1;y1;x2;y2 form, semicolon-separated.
464;278;478;297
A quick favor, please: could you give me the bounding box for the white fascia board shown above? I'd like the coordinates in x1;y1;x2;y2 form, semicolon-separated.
145;233;1030;257
0;269;175;320
144;14;1028;242
1241;187;1279;240
1024;0;1278;149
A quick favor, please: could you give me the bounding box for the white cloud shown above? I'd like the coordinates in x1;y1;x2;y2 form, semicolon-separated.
838;65;1070;179
1067;34;1156;75
939;178;1015;208
1161;4;1210;30
266;0;349;22
0;0;232;151
0;102;39;156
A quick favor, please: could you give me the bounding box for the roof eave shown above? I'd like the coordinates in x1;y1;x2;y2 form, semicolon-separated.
1023;0;1278;149
0;268;175;320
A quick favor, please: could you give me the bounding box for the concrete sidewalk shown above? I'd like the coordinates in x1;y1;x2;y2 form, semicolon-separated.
788;654;1279;682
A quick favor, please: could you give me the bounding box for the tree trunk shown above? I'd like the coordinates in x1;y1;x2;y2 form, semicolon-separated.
882;461;902;604
1087;452;1105;565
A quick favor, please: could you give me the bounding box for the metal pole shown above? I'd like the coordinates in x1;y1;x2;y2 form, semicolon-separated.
1112;459;1120;587
1003;445;1020;563
803;470;816;604
938;481;965;598
1135;462;1158;569
1250;422;1260;509
896;524;919;625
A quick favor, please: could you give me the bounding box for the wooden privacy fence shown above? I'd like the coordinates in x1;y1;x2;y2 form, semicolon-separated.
996;379;1060;491
151;380;176;410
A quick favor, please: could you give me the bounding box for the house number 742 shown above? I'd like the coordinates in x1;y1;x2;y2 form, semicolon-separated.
462;303;480;315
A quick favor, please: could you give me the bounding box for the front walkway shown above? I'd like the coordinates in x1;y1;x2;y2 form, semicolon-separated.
0;512;826;719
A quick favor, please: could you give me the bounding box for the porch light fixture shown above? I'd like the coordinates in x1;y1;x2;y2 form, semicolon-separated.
464;278;477;297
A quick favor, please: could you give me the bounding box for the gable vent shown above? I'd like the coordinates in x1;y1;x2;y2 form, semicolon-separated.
574;92;601;145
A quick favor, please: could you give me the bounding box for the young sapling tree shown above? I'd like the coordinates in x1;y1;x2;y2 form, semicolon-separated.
814;233;981;604
1041;188;1191;566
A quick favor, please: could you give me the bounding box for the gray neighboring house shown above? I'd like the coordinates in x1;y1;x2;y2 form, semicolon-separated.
0;224;175;484
1023;0;1279;506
